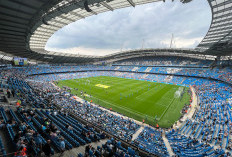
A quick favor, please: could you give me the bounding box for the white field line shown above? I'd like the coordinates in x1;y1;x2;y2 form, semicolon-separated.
154;87;178;120
158;97;176;121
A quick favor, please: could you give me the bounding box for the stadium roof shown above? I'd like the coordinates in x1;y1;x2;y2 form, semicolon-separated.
196;0;232;56
0;0;231;63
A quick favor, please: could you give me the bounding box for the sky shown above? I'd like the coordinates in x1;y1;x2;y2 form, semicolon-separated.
45;0;211;56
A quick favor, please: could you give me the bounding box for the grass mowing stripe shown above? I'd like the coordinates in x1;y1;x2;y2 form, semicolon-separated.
135;85;160;99
90;95;155;120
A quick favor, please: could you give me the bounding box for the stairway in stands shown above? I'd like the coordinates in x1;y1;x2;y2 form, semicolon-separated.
132;67;139;72
144;67;152;72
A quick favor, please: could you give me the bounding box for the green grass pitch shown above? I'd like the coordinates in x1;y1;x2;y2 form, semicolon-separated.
57;76;191;128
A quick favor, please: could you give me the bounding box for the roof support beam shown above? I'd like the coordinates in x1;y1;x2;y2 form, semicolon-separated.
0;38;25;43
59;15;76;23
212;0;231;9
0;43;25;47
0;32;25;37
127;0;135;7
37;26;58;32
56;9;77;23
0;28;26;34
213;6;232;15
204;34;226;40
0;11;30;21
69;11;85;19
29;39;48;43
9;0;38;10
0;17;27;25
52;56;64;63
208;29;232;35
213;12;232;20
31;34;51;38
32;32;52;37
34;29;54;34
0;45;27;49
91;10;98;15
0;5;32;15
0;23;27;30
48;19;67;26
204;22;232;33
0;38;25;42
213;17;232;25
212;18;232;25
20;52;36;57
0;35;25;40
100;2;114;11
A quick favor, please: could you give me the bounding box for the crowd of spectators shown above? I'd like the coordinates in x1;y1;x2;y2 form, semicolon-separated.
113;56;213;67
0;60;230;156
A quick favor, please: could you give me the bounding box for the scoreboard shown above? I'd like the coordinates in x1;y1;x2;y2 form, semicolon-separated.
13;57;28;66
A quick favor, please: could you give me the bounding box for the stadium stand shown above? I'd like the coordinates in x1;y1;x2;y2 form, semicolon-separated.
113;56;213;67
0;62;230;156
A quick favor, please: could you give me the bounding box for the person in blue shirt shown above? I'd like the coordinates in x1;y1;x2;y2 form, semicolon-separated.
34;132;43;151
42;125;46;131
59;137;65;155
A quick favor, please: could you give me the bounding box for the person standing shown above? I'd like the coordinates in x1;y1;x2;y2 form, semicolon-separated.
7;89;10;98
11;90;15;97
34;133;43;152
59;137;65;156
42;140;53;157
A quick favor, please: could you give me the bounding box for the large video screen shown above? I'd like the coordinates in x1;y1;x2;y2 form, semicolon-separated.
13;58;28;66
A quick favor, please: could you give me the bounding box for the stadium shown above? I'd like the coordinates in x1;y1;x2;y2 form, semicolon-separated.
0;0;231;157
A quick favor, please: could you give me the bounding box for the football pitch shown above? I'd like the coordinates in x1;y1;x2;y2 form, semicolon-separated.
57;76;191;128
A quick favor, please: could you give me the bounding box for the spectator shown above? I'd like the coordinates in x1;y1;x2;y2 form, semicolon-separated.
59;137;65;154
42;140;53;157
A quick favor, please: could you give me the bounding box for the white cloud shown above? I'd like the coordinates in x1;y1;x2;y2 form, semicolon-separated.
45;0;211;56
47;47;120;56
161;37;203;48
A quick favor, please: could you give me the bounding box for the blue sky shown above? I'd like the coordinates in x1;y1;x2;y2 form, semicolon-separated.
45;0;211;56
